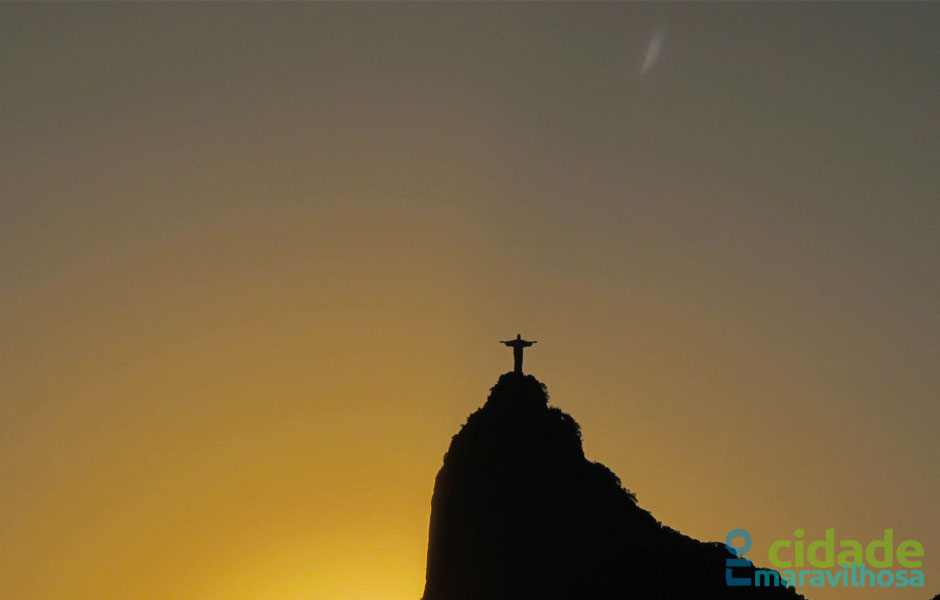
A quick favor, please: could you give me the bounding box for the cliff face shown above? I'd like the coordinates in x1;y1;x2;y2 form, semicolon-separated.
421;372;804;600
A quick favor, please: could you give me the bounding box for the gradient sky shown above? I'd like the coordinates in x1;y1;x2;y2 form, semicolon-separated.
2;4;938;600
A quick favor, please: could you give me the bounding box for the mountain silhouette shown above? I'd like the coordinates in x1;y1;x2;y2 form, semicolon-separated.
421;372;806;600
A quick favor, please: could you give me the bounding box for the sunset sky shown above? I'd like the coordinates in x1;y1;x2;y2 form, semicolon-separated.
2;4;938;600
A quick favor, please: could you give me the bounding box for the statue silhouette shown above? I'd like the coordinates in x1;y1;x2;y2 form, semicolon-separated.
500;334;536;374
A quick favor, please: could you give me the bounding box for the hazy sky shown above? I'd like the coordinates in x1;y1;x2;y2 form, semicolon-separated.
2;4;938;600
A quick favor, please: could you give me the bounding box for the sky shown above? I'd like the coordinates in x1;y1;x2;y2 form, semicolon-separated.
1;3;938;600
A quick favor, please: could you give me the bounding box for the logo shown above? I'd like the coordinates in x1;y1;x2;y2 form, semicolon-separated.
725;528;925;589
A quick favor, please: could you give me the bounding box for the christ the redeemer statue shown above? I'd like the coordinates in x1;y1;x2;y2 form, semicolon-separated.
501;334;537;374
